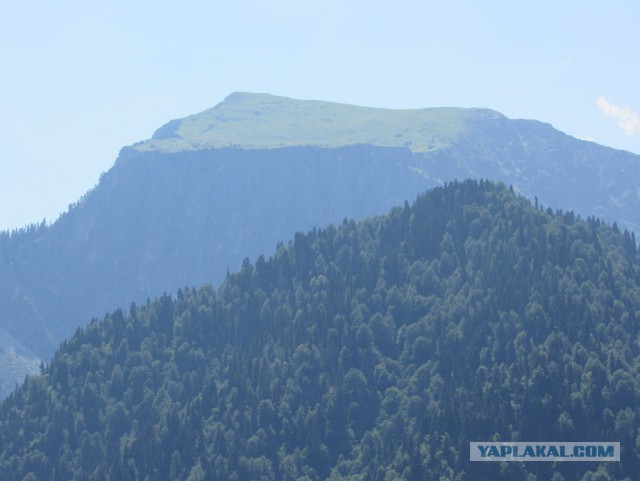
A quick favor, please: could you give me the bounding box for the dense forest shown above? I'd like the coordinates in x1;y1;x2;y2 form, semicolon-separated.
1;180;639;480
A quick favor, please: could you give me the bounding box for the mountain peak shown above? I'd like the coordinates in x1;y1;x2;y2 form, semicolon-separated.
220;91;286;104
134;92;497;155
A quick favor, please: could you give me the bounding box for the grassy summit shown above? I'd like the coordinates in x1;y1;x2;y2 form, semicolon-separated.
133;92;497;154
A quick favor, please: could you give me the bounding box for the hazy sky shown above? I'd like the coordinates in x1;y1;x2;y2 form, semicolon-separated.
2;0;639;230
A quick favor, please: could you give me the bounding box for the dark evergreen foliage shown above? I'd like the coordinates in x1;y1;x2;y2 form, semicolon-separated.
1;180;638;480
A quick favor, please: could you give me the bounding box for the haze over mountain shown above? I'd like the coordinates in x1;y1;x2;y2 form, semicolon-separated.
1;181;638;480
134;92;640;232
1;92;639;397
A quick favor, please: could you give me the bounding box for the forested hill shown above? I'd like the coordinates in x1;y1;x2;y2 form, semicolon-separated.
1;180;639;481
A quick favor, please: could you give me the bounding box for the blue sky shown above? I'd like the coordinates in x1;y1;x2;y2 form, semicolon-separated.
1;0;639;230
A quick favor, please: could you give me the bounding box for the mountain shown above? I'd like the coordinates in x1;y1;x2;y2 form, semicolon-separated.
1;180;638;480
1;92;639;397
132;91;640;232
0;145;428;369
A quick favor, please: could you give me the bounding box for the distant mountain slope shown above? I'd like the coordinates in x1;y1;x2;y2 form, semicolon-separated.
131;92;640;231
1;145;430;366
420;111;640;232
1;181;638;480
0;328;40;396
1;93;639;396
